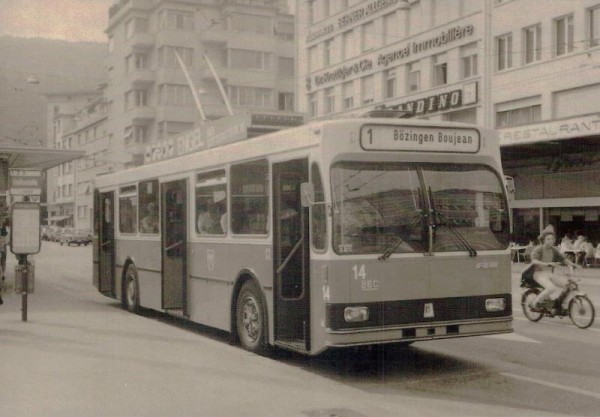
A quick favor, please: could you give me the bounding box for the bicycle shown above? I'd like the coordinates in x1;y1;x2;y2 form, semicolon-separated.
521;265;595;329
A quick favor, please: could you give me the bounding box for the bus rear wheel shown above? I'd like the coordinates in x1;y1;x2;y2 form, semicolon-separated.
124;265;140;313
236;281;266;353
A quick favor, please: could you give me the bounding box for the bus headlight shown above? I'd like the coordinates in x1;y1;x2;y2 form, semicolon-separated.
485;298;506;312
344;306;369;322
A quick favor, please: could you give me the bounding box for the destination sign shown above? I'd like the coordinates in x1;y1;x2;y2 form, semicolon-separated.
360;125;480;153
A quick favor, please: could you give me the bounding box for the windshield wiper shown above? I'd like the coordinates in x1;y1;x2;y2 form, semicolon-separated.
378;233;406;260
433;211;477;257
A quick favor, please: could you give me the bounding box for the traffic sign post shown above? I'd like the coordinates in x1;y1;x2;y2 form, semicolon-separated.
10;202;41;322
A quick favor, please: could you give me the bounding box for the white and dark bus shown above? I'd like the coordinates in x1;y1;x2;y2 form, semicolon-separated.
93;115;512;355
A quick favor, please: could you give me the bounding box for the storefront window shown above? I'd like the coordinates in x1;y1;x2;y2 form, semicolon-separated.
512;208;540;244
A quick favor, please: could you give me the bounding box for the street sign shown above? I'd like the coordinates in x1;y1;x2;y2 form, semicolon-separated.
10;201;41;255
9;169;42;195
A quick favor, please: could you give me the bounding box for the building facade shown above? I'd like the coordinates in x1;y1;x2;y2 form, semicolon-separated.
297;0;600;244
105;0;302;167
47;96;113;230
45;91;103;227
296;0;485;124
493;0;600;243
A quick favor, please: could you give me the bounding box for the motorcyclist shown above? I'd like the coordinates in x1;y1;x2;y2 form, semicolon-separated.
529;229;580;312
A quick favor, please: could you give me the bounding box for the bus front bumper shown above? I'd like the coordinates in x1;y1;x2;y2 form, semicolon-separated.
324;316;513;348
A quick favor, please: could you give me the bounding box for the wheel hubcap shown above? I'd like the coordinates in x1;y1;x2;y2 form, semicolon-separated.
241;296;260;342
127;277;136;306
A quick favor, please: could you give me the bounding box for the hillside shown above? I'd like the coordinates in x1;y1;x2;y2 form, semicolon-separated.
0;36;107;147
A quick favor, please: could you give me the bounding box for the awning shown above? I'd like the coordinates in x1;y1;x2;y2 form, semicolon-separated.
0;142;84;170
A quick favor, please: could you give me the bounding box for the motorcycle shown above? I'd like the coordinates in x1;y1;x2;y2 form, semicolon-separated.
521;266;595;329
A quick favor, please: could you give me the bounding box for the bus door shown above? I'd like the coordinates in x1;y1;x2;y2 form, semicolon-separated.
272;159;310;351
161;179;187;314
98;191;115;295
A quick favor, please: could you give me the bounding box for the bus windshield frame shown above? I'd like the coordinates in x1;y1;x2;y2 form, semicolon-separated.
330;161;510;256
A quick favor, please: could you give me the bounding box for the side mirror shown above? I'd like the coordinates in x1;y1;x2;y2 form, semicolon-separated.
300;182;315;207
504;175;515;200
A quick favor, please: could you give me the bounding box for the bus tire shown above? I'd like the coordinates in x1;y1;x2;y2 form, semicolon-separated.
124;265;140;313
236;280;266;354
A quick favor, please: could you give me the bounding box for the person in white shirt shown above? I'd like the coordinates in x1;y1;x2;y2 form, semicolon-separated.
559;233;574;253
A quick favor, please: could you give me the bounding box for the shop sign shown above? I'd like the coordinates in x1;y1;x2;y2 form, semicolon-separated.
378;25;474;66
306;24;475;90
306;0;401;43
9;170;42;195
251;113;305;127
310;60;373;89
395;89;463;115
144;113;251;164
499;113;600;146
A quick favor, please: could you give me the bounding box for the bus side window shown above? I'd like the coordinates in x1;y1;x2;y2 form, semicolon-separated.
231;159;269;235
311;162;327;251
139;179;159;234
196;169;227;236
119;185;137;234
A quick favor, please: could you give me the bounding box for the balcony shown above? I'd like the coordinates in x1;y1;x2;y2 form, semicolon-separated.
126;106;155;124
155;67;198;85
201;28;229;45
155;30;195;49
155;105;199;123
126;69;155;88
201;66;279;89
128;32;155;49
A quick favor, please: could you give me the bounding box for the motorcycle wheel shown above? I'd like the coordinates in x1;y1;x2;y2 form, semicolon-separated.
569;296;595;329
522;289;543;322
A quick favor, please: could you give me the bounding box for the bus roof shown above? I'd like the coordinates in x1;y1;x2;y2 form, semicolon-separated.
95;117;493;189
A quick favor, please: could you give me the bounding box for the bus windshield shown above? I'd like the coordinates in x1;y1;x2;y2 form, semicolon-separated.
331;162;510;255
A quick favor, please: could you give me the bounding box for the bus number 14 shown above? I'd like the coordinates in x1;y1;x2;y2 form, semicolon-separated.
352;264;379;291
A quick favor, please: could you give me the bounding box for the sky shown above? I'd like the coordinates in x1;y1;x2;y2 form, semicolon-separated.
0;0;114;42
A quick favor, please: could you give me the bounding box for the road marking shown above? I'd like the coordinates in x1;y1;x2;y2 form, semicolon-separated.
483;333;541;343
501;372;600;400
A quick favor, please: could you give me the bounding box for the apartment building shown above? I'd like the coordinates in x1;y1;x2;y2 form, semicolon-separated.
47;96;114;230
493;0;600;242
45;90;103;227
105;0;302;167
296;0;485;124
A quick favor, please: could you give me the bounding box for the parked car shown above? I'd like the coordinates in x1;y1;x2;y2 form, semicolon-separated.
59;228;92;246
47;227;65;242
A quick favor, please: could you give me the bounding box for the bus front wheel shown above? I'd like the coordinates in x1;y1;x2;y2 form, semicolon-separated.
236;281;266;353
124;265;140;313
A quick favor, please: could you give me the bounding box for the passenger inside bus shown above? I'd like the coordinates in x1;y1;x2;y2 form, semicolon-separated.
140;202;159;234
197;191;227;235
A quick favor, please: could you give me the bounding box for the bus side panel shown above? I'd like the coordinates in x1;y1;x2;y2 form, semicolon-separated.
114;239;162;310
309;259;330;355
188;241;272;333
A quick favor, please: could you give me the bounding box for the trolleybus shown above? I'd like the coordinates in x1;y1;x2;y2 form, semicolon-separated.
93;114;513;355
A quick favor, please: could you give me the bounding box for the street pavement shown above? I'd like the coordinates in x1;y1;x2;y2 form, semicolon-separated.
1;243;599;417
